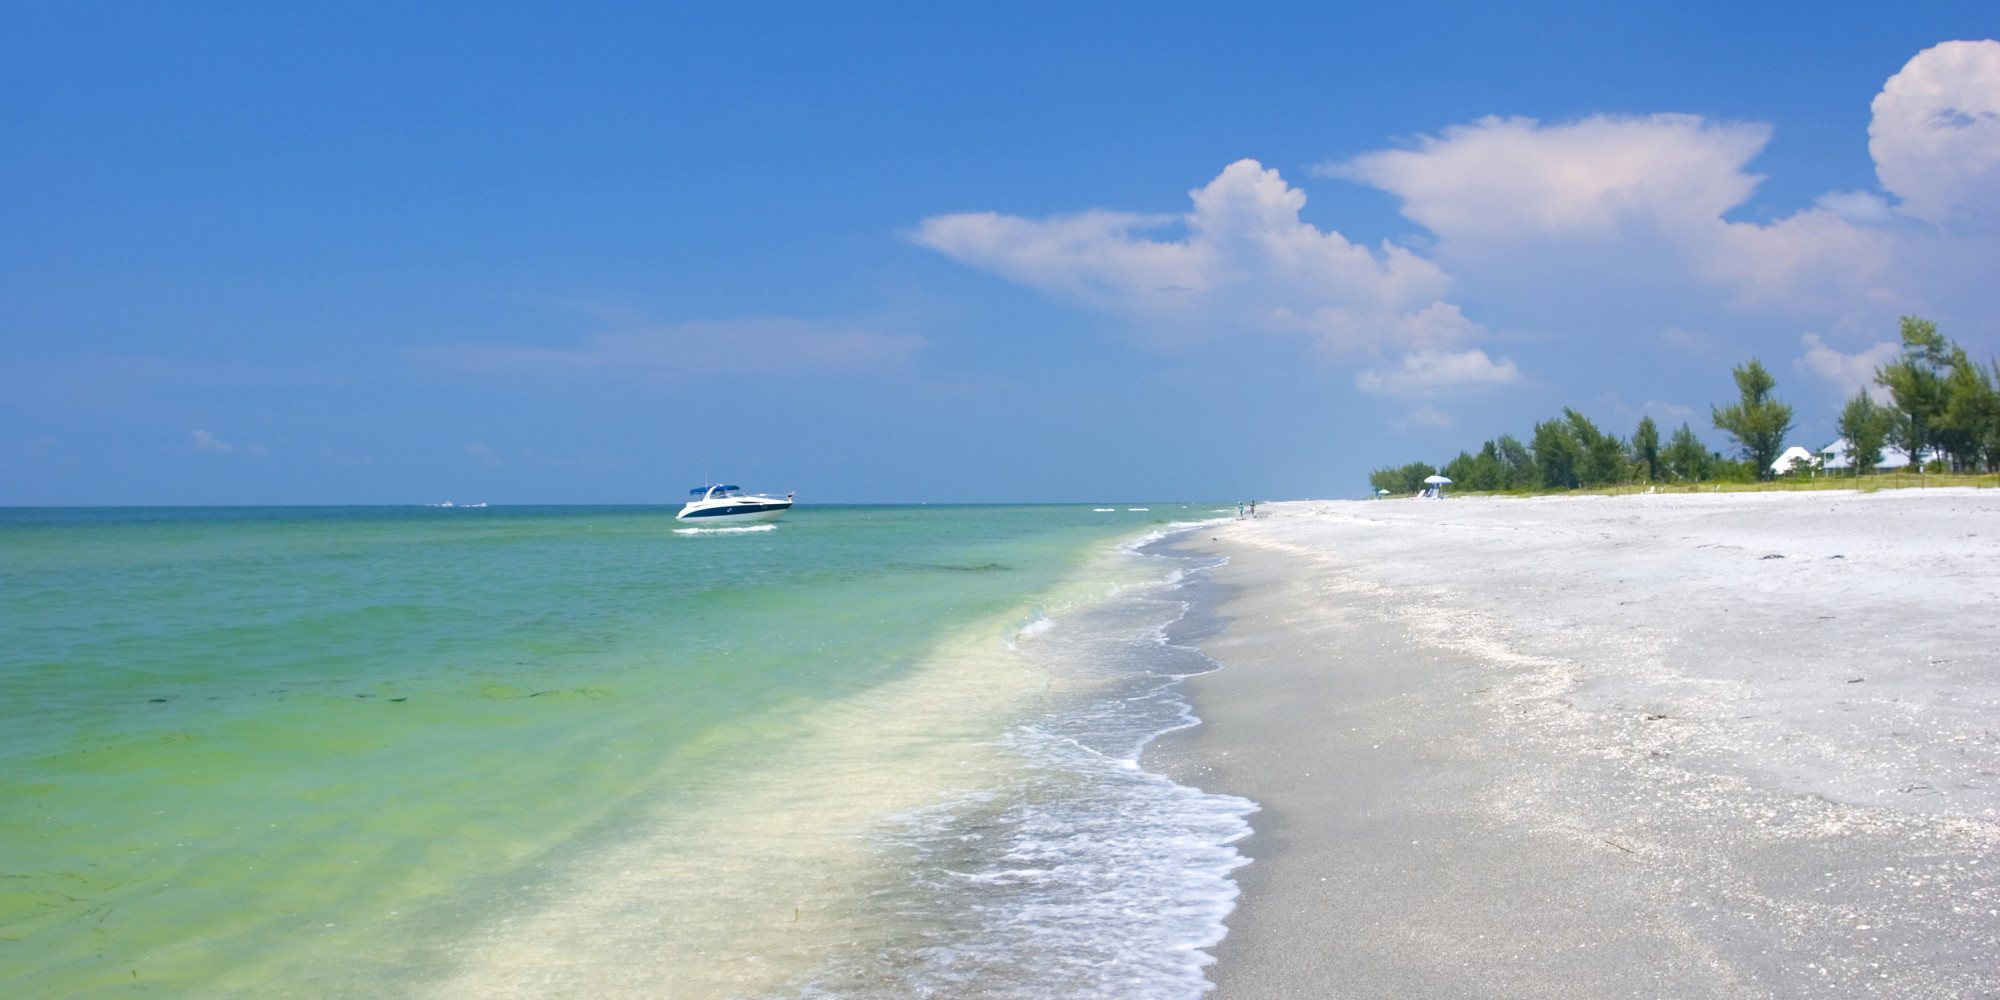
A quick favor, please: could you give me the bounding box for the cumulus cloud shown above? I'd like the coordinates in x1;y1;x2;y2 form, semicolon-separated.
912;209;1211;313
1814;190;1896;226
913;40;1998;409
1327;112;1905;315
465;442;504;467
1319;41;2000;328
915;159;1465;358
1354;348;1522;398
1269;299;1490;357
1872;40;2000;226
1330;113;1771;242
416;317;925;380
1796;332;1898;400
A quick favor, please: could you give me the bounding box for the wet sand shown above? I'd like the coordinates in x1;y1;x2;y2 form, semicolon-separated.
1148;489;2000;998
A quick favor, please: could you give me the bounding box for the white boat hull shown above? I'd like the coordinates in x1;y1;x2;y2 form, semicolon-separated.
677;485;793;523
675;502;792;523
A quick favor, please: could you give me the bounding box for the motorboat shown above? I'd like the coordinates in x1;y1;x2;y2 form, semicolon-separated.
676;484;794;523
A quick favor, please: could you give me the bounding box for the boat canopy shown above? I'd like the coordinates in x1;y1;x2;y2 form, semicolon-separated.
688;485;741;495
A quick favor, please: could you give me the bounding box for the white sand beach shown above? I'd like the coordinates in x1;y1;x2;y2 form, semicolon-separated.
1149;488;2000;998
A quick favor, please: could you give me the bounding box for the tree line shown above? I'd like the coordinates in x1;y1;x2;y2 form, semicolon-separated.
1835;317;2000;475
1368;315;2000;496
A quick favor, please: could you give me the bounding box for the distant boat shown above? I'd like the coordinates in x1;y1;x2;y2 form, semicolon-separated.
1126;508;1149;511
1094;508;1116;512
677;485;794;523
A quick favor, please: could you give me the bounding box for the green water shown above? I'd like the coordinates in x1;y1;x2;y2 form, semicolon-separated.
0;504;1185;997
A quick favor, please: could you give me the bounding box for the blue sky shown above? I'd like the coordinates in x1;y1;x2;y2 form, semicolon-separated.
3;1;1996;504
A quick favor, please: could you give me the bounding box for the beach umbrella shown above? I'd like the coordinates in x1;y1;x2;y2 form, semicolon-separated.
1424;475;1452;484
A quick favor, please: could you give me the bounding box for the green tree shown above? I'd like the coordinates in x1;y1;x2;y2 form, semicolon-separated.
1443;442;1519;492
1836;392;1890;476
1711;358;1794;480
1936;344;1999;471
1874;316;1950;470
1442;450;1481;490
1531;418;1581;489
1631;416;1662;481
1986;360;2000;472
1472;442;1506;490
1563;408;1625;486
1494;435;1533;489
1662;423;1712;482
1710;456;1756;482
1368;462;1437;496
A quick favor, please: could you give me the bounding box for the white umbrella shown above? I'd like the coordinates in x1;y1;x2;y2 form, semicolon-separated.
1424;475;1452;484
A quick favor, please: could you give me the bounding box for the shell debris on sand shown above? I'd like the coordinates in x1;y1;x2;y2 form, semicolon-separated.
1150;489;2000;999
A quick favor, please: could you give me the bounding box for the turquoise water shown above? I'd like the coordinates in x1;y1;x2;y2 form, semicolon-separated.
1;505;1251;998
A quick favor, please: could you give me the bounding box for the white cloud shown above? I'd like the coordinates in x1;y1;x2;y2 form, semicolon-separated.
913;41;1999;413
416;317;925;380
1644;400;1697;421
1330;114;1770;242
1393;301;1484;349
1326;112;1906;316
1796;332;1898;400
913;209;1209;313
1814;190;1895;226
1871;40;2000;226
1354;348;1522;398
1316;42;2000;331
915;159;1462;358
192;429;234;452
1271;299;1488;355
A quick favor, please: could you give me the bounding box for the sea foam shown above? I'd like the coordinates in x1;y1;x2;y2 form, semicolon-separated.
776;526;1254;999
672;522;779;535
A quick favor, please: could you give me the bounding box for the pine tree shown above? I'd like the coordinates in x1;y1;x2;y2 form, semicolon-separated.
1711;359;1794;481
1836;392;1889;476
1937;344;1999;472
1562;409;1625;486
1531;418;1581;489
1631;416;1661;481
1874;316;1949;470
1663;423;1712;482
1495;435;1533;488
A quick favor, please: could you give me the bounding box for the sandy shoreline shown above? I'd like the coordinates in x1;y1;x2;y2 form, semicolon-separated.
1146;489;2000;998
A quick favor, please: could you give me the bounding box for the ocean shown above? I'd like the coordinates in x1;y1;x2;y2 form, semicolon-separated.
0;504;1253;999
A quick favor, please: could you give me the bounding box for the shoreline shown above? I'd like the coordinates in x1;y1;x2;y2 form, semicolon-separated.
1147;488;2000;997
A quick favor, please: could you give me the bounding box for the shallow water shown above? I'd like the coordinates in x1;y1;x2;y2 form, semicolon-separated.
0;504;1250;998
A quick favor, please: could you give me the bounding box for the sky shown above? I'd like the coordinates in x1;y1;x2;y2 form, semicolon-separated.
3;1;1997;504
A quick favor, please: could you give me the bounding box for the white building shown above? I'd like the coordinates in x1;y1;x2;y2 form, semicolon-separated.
1771;446;1818;475
1817;438;1941;472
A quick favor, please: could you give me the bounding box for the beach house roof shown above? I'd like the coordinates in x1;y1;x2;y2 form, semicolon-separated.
1771;446;1817;475
1817;438;1939;471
